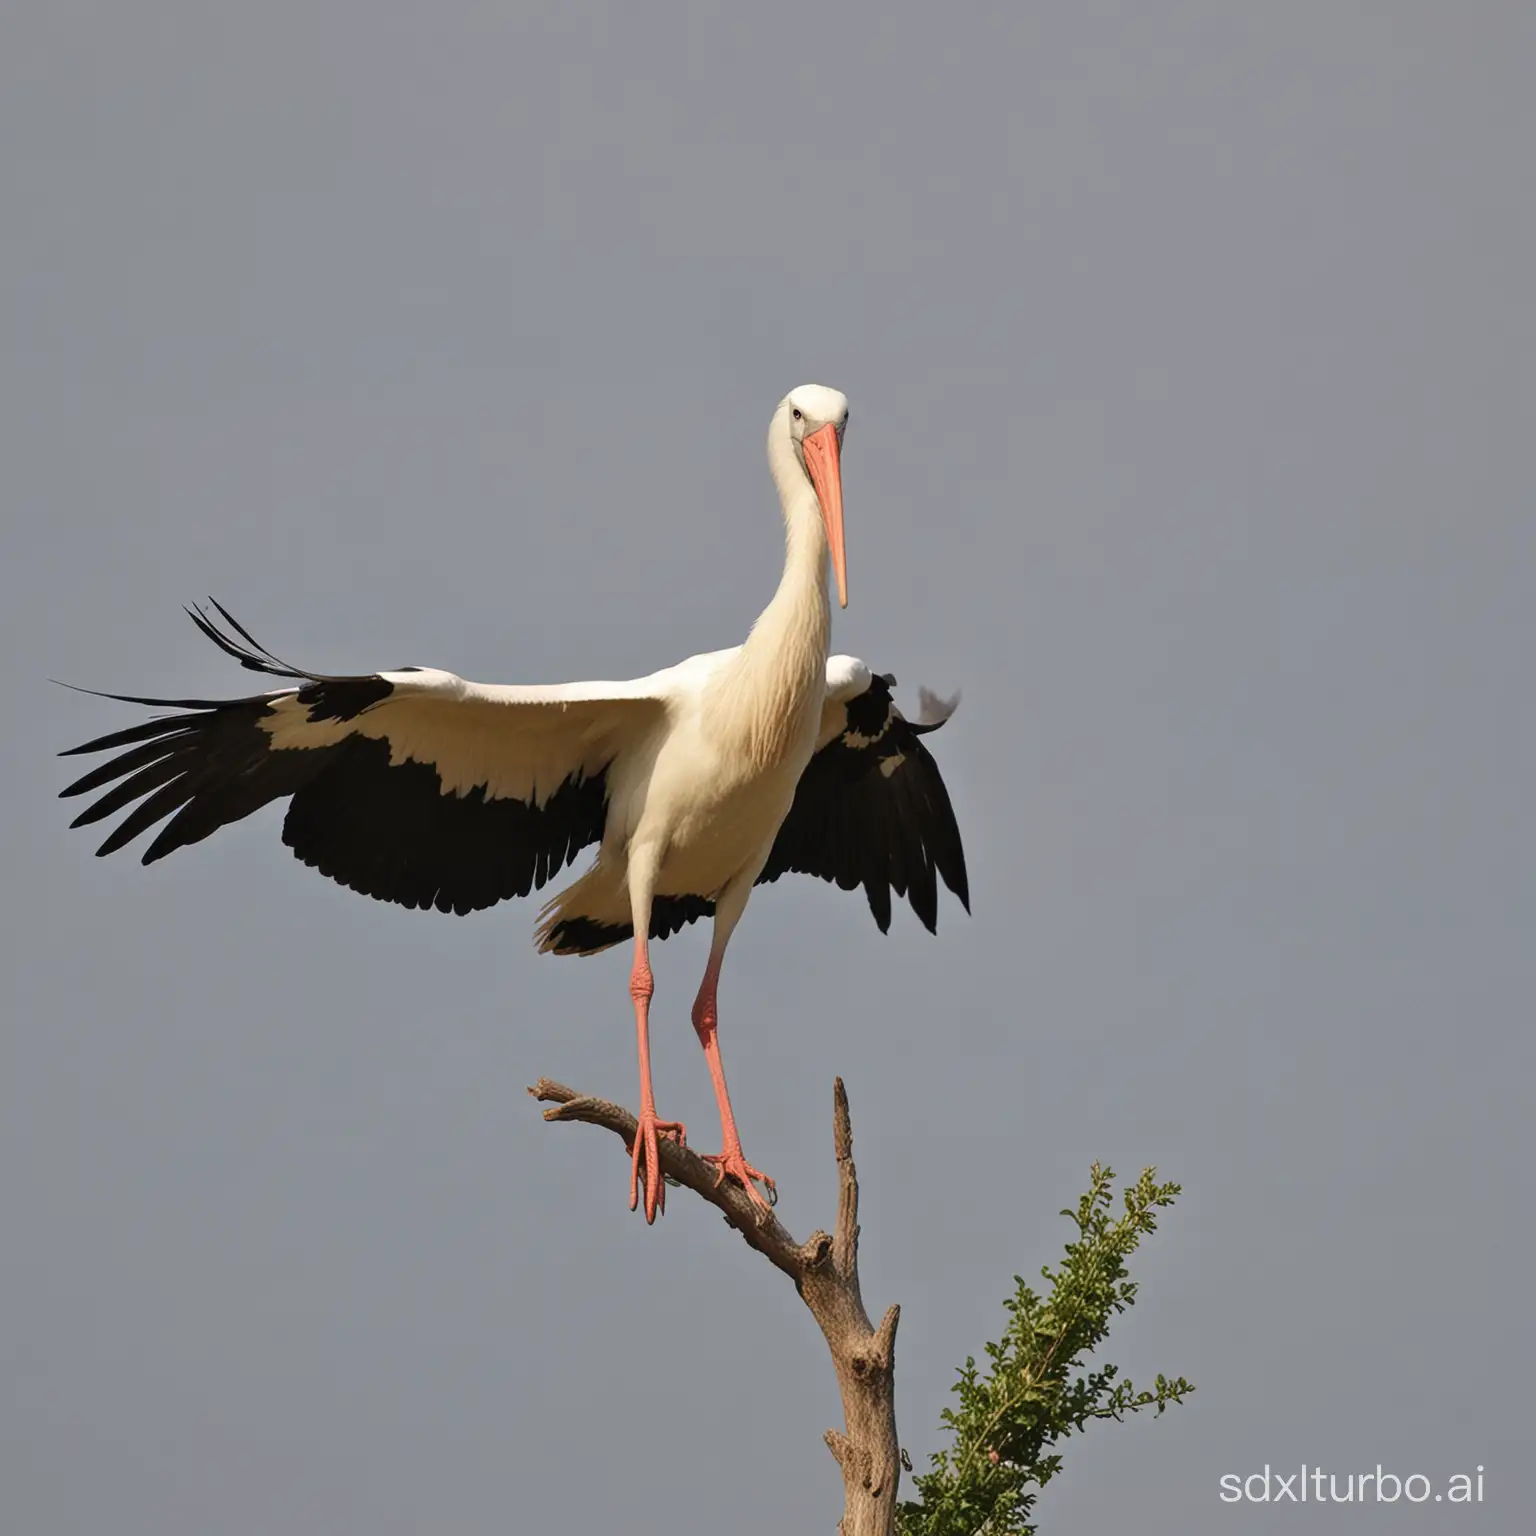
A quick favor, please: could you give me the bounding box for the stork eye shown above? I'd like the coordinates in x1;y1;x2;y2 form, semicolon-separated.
791;407;803;421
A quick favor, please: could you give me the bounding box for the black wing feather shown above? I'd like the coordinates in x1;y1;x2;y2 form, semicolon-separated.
59;605;609;916
757;673;970;933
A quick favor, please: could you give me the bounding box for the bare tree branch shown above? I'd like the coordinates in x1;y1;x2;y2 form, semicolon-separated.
529;1075;901;1536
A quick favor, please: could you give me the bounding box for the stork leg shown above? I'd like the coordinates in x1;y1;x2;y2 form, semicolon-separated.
691;882;776;1211
626;847;684;1224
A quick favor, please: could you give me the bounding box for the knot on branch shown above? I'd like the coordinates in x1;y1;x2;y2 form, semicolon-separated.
800;1230;835;1274
825;1428;875;1487
825;1426;853;1467
828;1428;891;1499
848;1307;900;1382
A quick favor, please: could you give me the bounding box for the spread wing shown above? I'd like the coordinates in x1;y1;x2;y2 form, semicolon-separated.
756;658;970;932
58;602;668;915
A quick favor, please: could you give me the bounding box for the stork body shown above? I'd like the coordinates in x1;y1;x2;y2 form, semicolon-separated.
59;386;969;1220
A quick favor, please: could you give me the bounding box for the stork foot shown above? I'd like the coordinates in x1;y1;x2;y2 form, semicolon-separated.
702;1145;777;1211
629;1110;686;1224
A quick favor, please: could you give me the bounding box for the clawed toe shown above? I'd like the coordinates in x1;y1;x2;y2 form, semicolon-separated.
629;1113;686;1223
702;1148;777;1210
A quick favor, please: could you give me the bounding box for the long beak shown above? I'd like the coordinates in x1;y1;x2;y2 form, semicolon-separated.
802;424;847;608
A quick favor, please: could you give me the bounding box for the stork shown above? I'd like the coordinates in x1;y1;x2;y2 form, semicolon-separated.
59;385;969;1221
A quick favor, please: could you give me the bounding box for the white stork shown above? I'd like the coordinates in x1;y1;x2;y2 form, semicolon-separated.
59;385;968;1221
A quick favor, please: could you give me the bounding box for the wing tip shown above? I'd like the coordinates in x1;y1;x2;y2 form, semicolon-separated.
913;686;961;731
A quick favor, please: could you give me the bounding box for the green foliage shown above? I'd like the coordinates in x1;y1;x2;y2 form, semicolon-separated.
895;1165;1193;1536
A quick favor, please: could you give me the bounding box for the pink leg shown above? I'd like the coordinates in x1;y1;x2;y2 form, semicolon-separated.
629;936;685;1224
691;954;776;1210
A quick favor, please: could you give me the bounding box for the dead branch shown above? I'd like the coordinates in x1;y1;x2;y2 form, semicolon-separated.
529;1075;900;1536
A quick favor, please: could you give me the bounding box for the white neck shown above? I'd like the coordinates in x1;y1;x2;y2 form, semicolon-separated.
709;409;833;768
755;411;833;659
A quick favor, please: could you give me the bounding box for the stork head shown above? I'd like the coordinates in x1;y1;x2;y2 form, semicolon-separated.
781;384;850;608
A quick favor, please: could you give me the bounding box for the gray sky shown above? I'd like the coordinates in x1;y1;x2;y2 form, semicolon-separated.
3;3;1532;1531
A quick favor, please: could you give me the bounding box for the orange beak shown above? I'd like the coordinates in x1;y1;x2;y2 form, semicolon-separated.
802;423;848;608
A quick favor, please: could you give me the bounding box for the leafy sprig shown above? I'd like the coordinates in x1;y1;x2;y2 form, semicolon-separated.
896;1164;1193;1536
